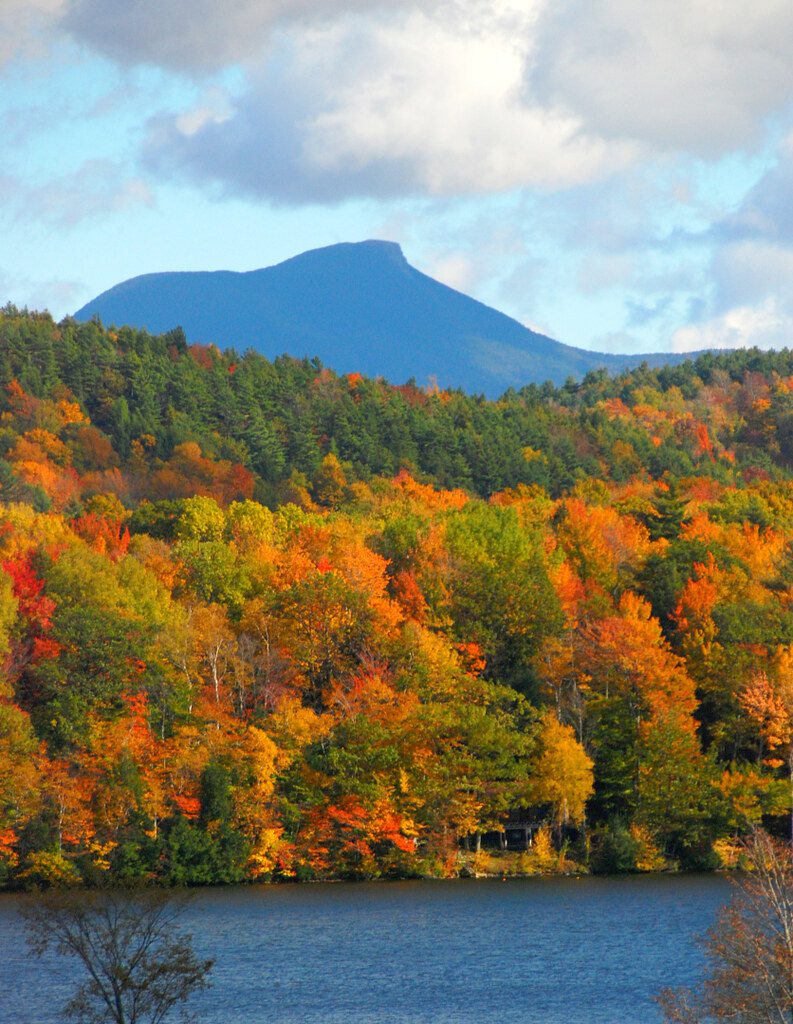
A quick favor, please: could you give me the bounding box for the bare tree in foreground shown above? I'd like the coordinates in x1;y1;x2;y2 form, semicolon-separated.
658;830;793;1024
23;888;214;1024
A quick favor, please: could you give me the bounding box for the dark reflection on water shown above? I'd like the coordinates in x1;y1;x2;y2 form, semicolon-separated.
1;874;730;1024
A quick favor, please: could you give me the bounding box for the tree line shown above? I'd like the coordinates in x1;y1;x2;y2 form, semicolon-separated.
1;306;793;884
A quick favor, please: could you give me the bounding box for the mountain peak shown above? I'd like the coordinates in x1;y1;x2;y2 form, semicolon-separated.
348;238;406;258
74;242;692;395
275;239;408;271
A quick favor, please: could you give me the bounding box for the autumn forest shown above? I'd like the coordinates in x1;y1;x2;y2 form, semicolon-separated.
1;305;793;888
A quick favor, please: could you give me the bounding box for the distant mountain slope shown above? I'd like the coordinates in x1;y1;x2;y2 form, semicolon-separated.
75;240;694;394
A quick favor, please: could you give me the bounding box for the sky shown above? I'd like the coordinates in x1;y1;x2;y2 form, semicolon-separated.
3;0;793;355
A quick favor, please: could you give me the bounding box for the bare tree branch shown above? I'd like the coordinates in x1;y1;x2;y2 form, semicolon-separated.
23;888;213;1024
658;830;793;1024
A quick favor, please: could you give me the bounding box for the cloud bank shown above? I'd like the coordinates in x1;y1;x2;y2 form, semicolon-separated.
63;0;417;72
530;0;793;154
144;12;637;203
60;1;793;204
23;0;786;208
5;0;793;350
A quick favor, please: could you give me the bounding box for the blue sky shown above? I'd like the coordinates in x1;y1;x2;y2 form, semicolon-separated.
4;0;793;355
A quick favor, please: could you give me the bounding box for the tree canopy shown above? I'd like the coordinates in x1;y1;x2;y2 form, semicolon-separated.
1;307;793;882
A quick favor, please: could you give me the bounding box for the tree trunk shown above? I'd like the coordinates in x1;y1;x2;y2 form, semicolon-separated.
789;754;793;853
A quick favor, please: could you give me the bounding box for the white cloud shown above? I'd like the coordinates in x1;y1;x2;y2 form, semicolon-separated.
672;297;793;352
577;253;634;294
0;0;64;68
13;0;793;209
424;254;476;294
63;0;423;72
712;240;793;310
530;0;793;155
2;160;154;229
0;265;83;315
667;234;793;355
144;10;638;202
60;0;793;164
716;133;793;244
173;89;234;137
589;330;642;354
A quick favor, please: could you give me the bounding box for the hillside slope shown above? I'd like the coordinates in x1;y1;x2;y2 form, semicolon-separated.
75;240;694;394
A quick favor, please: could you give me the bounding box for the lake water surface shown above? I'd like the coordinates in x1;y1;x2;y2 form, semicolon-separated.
0;874;731;1024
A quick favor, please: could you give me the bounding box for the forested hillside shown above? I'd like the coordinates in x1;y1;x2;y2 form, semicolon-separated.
73;239;696;393
1;305;793;886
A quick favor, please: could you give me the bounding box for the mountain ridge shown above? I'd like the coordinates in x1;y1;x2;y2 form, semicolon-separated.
75;239;698;395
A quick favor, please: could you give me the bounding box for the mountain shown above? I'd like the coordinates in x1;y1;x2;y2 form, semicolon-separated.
74;240;694;395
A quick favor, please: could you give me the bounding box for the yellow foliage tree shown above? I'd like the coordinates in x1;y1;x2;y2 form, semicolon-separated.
530;712;594;833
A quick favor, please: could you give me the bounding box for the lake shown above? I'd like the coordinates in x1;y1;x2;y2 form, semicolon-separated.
0;874;731;1024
